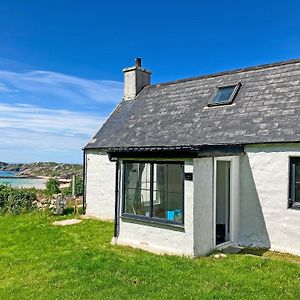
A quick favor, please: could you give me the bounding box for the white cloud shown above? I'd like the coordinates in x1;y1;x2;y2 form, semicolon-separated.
0;82;17;93
0;103;104;136
0;103;106;162
0;70;123;104
0;67;122;162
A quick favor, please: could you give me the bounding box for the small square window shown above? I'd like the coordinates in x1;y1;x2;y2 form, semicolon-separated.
208;83;241;106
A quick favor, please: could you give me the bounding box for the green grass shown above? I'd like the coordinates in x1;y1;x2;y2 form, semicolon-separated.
0;213;300;300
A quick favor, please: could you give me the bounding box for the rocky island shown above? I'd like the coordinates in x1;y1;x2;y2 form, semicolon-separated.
0;162;83;179
0;162;8;168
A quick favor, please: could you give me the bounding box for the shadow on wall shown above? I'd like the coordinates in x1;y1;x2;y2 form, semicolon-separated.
239;154;271;249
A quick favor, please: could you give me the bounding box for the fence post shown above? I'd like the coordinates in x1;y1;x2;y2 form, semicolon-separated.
72;174;76;198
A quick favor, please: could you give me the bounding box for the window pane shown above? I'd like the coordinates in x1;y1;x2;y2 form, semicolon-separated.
153;164;183;223
211;86;235;104
124;163;151;217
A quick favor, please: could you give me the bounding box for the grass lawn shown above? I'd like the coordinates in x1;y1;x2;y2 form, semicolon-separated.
0;213;300;299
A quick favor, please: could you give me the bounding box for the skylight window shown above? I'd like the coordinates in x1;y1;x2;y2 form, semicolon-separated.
208;83;241;106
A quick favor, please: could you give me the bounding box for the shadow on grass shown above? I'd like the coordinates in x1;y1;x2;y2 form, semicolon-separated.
232;247;300;264
63;207;83;216
239;247;270;256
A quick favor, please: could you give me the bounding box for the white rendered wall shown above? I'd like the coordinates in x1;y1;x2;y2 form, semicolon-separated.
239;144;300;255
115;160;195;256
193;158;214;256
85;150;115;219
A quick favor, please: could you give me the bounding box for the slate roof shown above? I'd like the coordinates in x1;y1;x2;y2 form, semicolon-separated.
85;58;300;150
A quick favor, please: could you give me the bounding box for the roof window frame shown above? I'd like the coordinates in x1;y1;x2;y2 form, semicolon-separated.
208;82;242;107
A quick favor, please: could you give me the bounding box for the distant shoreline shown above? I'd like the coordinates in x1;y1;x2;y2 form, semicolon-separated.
0;174;71;182
0;173;47;180
0;162;82;180
0;174;41;179
0;173;71;189
0;176;36;179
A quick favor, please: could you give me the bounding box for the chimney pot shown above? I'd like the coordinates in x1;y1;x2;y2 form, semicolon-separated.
135;57;142;67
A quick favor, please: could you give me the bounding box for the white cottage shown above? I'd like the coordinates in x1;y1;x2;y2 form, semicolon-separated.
84;58;300;256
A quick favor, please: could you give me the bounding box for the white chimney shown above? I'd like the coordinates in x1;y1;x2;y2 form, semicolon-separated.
123;58;152;100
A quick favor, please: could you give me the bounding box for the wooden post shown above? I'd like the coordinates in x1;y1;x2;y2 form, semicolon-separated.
72;174;78;214
72;174;76;198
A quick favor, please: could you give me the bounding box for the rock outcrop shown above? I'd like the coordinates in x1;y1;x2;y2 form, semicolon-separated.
0;162;82;179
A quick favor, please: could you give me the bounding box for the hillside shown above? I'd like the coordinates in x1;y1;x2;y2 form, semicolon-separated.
0;162;82;179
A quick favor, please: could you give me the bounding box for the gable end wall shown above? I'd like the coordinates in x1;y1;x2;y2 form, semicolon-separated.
85;150;115;219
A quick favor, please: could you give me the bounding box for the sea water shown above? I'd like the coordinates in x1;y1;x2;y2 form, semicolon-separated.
0;171;46;189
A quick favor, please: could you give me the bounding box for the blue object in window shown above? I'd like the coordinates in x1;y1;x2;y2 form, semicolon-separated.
166;210;175;221
166;209;182;221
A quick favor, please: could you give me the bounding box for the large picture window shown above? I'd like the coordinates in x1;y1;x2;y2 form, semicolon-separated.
123;161;184;224
289;157;300;208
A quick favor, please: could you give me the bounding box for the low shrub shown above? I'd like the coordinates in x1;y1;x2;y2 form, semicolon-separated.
44;178;60;196
0;185;37;214
74;176;83;196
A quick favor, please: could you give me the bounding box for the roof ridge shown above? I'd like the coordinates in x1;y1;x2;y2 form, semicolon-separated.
147;57;300;88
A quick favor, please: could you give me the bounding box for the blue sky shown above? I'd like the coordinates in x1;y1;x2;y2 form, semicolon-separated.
1;1;300;163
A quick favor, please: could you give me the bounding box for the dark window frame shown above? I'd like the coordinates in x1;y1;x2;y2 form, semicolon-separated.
208;82;242;107
288;157;300;209
122;160;185;226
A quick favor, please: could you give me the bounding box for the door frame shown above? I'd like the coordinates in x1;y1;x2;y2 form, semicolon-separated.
213;156;240;248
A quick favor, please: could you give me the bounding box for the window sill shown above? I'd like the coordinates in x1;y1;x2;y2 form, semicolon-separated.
206;102;236;108
121;214;185;232
289;203;300;210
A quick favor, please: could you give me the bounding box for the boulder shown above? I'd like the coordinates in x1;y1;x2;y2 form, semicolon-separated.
49;194;67;215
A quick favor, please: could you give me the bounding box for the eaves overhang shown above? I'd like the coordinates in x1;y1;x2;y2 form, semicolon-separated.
104;144;245;161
